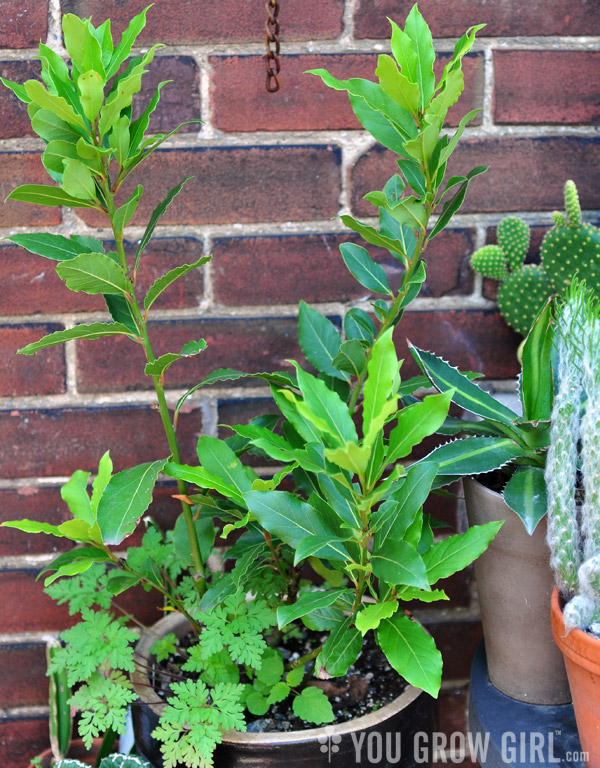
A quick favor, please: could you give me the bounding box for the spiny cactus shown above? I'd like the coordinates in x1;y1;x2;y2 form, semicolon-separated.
470;181;600;337
546;284;600;635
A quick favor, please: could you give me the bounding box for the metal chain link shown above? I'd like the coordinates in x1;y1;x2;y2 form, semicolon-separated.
265;0;281;93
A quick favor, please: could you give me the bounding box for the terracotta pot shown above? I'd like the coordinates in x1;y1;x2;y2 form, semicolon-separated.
131;613;436;767
464;477;571;704
551;587;600;767
35;738;103;767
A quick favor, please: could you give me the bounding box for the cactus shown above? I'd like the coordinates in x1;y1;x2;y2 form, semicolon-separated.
470;180;600;337
546;284;600;634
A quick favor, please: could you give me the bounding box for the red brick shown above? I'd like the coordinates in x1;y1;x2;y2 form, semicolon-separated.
0;570;162;632
0;61;40;138
0;716;48;768
351;138;600;217
79;146;341;228
0;405;203;478
61;0;344;44
424;616;483;680
0;2;48;48
0;153;61;228
354;0;600;38
211;53;483;132
0;325;66;397
438;687;469;737
76;317;302;394
0;644;47;708
494;51;600;125
396;309;521;380
134;56;200;134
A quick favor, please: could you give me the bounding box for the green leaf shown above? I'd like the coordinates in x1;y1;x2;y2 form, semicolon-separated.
425;70;464;126
340;215;409;266
422;521;503;584
61;470;92;524
348;92;407;156
362;328;399;445
135;177;193;271
6;184;97;209
165;463;245;506
292;686;334;725
104;294;138;334
420;437;528;479
286;665;305;687
7;233;95;261
277;589;352;629
503;467;547;535
56;252;130;295
31;109;82;143
42;139;79;181
439;109;482;166
78;70;104;122
96;459;167;545
143;256;210;312
0;76;30;103
376;54;420;115
24;79;86;130
340;242;392;296
61;159;97;201
173;514;215;566
129;80;171;156
387;391;453;463
266;681;290;705
294;364;357;446
17;322;135;355
196;436;253;495
332;339;367;378
404;4;435;108
297;301;345;380
38;546;111;585
144;340;206;378
293;534;350;565
98;49;159;138
378;614;442;696
1;518;62;536
113;185;143;231
371;539;429;589
389;19;418;82
355;601;398;635
318;617;362;677
106;5;152;79
344;308;377;344
409;345;518;425
521;299;555;422
109;115;130;168
91;451;113;514
429;165;487;239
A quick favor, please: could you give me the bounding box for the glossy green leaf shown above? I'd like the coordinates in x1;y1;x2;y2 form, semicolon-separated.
521;299;555;422
293;534;350;565
97;459;167;545
7;233;95;261
378;614;442;696
387;391;453;463
292;686;334;725
340;215;409;266
98;52;156;137
404;4;435;107
1;518;62;536
439;109;481;166
6;184;97;208
421;437;528;478
42;140;79;181
24;79;85;130
91;451;113;515
503;467;547;534
423;521;502;583
56;252;130;295
348;92;407;155
61;470;92;524
318;617;363;677
371;539;429;589
277;588;351;629
108;115;130;168
376;54;420;115
128;80;171;155
114;185;143;231
106;5;152;79
143;256;210;311
0;76;30;103
424;70;464;127
294;364;357;446
362;328;399;444
172;513;215;566
428;165;487;239
144;339;206;378
297;301;346;380
38;546;111;584
61;158;97;201
340;242;392;296
135;177;193;270
17;322;135;355
165;463;245;507
78;70;104;122
104;294;138;334
344;308;377;344
196;435;253;496
389;19;418;81
355;601;398;635
332;339;368;378
31;109;82;143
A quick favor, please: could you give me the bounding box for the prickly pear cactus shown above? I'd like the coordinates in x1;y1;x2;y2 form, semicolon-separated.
470;181;600;337
542;180;600;295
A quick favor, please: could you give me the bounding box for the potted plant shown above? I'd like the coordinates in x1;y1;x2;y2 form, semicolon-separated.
546;283;600;762
2;5;499;767
47;758;151;768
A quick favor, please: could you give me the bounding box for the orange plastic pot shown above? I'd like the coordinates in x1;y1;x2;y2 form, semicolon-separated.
35;738;103;767
551;587;600;766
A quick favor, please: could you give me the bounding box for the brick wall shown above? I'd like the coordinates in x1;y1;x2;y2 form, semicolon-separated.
0;1;599;763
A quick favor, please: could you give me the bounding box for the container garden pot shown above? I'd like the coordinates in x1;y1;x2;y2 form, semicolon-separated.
35;738;103;767
551;587;600;766
464;477;571;704
131;613;436;768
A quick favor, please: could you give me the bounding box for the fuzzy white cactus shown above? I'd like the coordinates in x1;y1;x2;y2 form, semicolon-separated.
546;283;600;633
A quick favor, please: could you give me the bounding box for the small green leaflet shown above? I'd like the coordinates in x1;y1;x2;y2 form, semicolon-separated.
292;686;334;725
340;242;392;296
355;601;398;635
18;322;136;355
143;257;210;311
144;340;206;378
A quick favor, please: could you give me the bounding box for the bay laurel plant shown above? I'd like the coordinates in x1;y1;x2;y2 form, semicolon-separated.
3;6;502;768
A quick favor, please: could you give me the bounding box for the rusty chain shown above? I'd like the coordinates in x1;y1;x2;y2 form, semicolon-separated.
265;0;281;93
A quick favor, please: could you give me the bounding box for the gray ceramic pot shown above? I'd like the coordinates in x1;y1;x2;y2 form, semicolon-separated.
464;476;571;704
131;613;436;768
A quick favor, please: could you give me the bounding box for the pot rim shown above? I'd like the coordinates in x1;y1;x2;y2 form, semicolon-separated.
132;613;425;744
550;586;600;676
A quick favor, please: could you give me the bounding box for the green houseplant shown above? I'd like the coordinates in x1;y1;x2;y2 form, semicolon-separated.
2;6;501;767
547;283;600;760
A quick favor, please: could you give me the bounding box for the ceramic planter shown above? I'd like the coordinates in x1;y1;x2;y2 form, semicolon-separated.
551;587;600;766
463;477;571;704
36;738;103;767
131;613;436;768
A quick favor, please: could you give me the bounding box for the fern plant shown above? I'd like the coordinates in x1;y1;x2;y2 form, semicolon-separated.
2;6;504;768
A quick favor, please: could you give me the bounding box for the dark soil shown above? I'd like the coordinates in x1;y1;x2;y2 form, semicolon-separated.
150;630;406;733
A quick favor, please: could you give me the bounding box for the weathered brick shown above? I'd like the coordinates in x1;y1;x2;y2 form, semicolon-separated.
351;138;600;216
0;2;48;48
0;61;40;138
0;153;61;228
0;716;48;768
424;616;483;680
79;146;341;228
0;406;203;478
438;687;469;736
211;52;483;132
76;317;302;393
354;0;600;38
396;309;521;379
0;325;66;397
61;0;344;44
0;644;47;708
0;570;162;632
133;56;200;134
494;51;600;125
